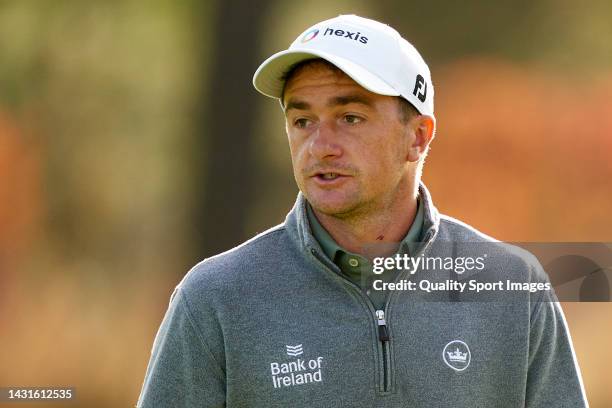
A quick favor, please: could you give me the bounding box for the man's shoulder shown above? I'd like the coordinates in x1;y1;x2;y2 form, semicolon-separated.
438;213;498;243
179;223;294;293
437;213;545;280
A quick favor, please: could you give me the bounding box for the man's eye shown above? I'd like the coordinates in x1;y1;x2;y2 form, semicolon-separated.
294;118;310;128
344;115;363;124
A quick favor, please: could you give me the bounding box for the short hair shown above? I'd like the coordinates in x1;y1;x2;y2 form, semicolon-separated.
281;58;419;124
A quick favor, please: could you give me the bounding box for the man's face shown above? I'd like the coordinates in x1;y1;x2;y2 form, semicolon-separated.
283;62;417;218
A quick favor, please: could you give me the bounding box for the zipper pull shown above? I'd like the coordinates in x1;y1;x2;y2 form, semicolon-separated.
376;310;390;342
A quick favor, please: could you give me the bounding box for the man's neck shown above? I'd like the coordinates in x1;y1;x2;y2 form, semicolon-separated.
311;183;418;259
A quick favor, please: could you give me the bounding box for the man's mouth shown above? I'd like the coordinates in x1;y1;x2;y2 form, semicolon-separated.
318;172;342;180
310;171;352;185
305;165;356;186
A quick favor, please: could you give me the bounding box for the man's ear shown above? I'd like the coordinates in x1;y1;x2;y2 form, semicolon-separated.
407;115;436;162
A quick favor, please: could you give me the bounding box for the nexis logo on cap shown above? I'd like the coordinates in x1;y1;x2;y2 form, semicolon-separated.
301;26;368;44
301;29;319;43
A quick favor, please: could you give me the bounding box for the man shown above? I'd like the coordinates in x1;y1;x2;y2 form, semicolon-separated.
137;15;588;407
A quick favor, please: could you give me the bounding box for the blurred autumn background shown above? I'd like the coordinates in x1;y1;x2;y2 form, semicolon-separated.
0;0;611;407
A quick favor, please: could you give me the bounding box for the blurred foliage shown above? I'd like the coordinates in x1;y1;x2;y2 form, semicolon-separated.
428;58;612;241
0;0;207;275
0;0;611;407
380;0;612;70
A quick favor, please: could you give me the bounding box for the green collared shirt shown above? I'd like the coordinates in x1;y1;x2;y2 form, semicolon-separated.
307;197;424;309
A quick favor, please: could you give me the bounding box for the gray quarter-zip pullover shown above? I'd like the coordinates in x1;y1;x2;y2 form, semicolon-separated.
137;183;588;407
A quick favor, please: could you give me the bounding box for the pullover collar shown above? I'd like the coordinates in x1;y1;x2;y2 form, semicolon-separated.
285;182;441;262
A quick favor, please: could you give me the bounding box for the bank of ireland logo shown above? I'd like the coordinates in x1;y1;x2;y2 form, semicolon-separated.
270;344;325;389
442;340;471;372
301;28;319;43
286;344;303;356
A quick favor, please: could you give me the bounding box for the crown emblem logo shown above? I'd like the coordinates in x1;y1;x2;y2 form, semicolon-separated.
447;347;468;362
442;340;471;372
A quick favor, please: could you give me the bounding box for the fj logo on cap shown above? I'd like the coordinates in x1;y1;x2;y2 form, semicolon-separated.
301;29;319;43
323;27;368;44
442;340;471;372
413;74;427;102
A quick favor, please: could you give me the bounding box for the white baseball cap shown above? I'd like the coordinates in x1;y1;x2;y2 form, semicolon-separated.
253;14;434;117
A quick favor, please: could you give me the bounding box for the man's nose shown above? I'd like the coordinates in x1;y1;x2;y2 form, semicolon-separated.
309;121;342;160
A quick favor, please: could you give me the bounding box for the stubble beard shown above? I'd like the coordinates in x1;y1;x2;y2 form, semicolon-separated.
304;177;403;223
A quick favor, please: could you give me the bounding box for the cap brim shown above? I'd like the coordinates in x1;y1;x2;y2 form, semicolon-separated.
253;48;399;100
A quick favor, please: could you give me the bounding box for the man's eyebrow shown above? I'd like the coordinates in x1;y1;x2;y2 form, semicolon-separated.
284;94;373;115
284;99;310;114
327;94;374;108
